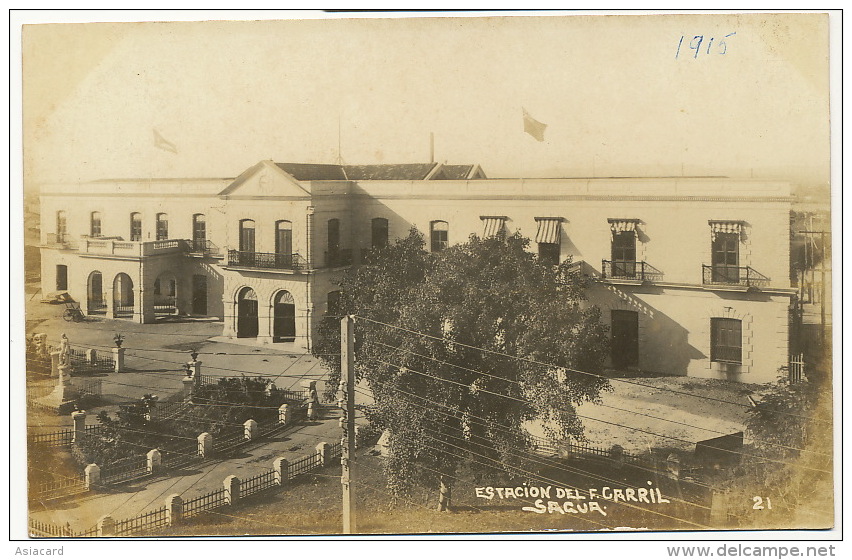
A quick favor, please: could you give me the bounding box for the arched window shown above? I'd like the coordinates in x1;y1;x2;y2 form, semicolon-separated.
87;271;106;314
430;220;449;252
130;212;142;241
156;213;169;241
371;217;388;249
192;214;206;251
90;211;102;238
56;211;67;243
236;287;259;338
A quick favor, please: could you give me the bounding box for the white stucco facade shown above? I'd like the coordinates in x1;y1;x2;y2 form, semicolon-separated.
37;160;796;383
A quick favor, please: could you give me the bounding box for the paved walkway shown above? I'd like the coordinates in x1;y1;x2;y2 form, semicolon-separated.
29;407;345;532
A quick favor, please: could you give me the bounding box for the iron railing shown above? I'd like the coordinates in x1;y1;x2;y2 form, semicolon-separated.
227;250;307;271
186;238;221;256
702;265;769;288
183;488;227;518
241;469;277;498
114;506;169;536
601;260;663;282
288;451;321;477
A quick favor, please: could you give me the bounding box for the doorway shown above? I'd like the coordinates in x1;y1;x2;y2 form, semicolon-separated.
611;310;639;369
273;290;296;342
192;274;208;315
236;287;258;338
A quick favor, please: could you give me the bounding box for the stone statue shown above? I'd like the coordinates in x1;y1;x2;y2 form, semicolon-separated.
59;333;70;367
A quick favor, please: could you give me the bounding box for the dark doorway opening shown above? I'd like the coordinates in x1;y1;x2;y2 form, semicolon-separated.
273;291;296;342
192;275;208;315
236;287;258;338
611;310;639;369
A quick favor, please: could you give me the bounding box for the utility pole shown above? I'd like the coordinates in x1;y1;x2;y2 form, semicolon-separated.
340;315;356;534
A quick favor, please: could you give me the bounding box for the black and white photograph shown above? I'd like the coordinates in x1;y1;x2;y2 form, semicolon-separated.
13;10;838;544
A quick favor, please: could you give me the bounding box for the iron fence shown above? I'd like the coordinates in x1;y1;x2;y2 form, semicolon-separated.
30;473;88;501
183;488;227;519
28;429;74;447
241;468;277;498
100;455;149;484
114;506;169;536
288;451;321;477
601;259;663;282
29;518;75;538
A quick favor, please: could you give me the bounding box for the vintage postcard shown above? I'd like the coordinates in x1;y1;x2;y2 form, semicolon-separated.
14;10;837;544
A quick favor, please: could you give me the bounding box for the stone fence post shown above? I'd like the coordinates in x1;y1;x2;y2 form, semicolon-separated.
97;515;115;537
316;442;330;467
112;346;125;373
278;404;290;425
244;419;258;441
86;349;97;365
224;475;240;505
50;351;60;378
147;449;162;474
273;457;289;486
71;410;86;443
183;376;195;399
189;360;202;380
166;494;183;526
609;444;624;470
198;432;212;458
84;464;100;490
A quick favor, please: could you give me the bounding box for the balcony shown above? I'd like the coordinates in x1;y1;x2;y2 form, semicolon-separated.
227;250;307;271
702;265;769;289
42;233;78;249
187;239;223;258
601;260;663;283
324;249;353;268
79;238;188;258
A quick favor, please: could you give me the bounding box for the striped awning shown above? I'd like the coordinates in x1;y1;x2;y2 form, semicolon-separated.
534;217;563;244
709;220;743;241
607;218;640;235
480;216;507;238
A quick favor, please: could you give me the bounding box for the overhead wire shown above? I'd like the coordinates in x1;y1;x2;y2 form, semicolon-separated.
356;315;829;425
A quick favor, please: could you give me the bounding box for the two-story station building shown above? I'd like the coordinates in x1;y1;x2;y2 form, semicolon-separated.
37;160;796;383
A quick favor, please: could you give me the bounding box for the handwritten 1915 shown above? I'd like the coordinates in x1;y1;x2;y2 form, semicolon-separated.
676;33;736;59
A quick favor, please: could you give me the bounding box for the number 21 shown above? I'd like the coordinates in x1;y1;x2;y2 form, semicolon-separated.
753;496;773;510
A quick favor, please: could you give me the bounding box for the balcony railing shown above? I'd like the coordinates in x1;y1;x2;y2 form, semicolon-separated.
702;265;769;288
43;233;78;249
227;250;307;271
188;239;223;257
79;238;188;257
601;260;663;282
324;249;353;268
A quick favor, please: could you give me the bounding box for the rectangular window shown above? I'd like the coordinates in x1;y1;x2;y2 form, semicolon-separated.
711;318;742;364
711;232;740;283
372;218;389;249
534;217;562;265
431;221;449;252
537;243;560;265
611;231;637;278
90;212;102;237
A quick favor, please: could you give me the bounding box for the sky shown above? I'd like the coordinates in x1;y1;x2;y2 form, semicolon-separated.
21;12;830;188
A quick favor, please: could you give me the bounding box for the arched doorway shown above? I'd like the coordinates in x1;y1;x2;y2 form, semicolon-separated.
113;273;134;318
87;271;106;314
236;287;259;338
272;290;296;342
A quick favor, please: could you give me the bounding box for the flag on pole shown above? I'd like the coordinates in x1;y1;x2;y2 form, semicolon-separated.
153;129;178;154
522;108;547;142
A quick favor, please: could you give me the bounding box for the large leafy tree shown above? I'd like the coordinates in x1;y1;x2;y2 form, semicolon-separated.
314;230;610;509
